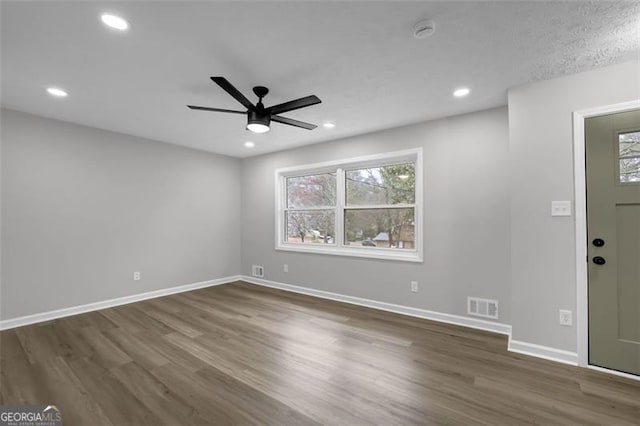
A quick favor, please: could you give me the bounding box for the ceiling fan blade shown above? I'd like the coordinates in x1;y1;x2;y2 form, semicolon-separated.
210;77;255;111
187;105;246;115
268;95;321;115
271;115;317;130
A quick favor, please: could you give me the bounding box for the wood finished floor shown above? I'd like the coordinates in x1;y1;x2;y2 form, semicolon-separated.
1;282;640;425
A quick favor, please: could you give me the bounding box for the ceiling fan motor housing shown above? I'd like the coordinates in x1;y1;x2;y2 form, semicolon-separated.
247;109;270;129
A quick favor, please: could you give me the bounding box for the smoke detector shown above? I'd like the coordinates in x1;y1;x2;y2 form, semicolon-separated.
413;19;435;39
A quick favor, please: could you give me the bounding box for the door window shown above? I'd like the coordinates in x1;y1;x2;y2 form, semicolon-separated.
619;131;640;183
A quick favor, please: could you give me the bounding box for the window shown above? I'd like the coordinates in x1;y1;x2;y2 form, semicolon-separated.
619;131;640;183
285;173;336;245
276;149;422;262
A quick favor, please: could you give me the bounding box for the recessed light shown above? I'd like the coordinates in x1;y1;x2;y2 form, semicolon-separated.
46;87;68;98
453;87;470;98
101;14;129;31
244;141;255;148
323;121;336;129
398;174;409;180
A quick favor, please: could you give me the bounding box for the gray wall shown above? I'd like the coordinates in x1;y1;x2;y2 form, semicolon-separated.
1;109;241;319
242;107;512;322
508;60;640;351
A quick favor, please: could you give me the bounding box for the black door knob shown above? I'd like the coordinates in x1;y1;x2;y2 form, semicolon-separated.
593;256;606;265
592;238;605;247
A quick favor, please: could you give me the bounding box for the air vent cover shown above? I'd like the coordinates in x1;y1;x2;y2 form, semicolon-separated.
251;265;264;278
467;297;499;319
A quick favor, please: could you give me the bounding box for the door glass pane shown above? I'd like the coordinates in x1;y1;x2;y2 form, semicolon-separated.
346;163;415;205
287;173;336;208
619;131;640;183
344;208;414;249
285;210;335;244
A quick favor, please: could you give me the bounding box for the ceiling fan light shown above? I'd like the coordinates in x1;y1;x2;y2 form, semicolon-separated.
247;111;270;133
247;123;270;133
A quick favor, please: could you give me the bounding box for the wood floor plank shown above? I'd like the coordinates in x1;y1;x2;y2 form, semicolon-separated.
0;330;26;360
36;356;115;426
67;357;162;425
102;327;170;370
49;320;94;361
195;365;320;426
60;310;118;332
109;304;177;336
0;344;50;404
78;326;132;369
111;361;210;425
142;307;204;338
132;329;210;373
150;362;253;425
14;324;65;364
2;281;640;425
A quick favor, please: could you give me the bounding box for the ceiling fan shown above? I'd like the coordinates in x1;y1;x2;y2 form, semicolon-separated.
188;77;321;133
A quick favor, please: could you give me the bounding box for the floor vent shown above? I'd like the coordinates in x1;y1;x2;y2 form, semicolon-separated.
467;297;499;319
251;265;264;278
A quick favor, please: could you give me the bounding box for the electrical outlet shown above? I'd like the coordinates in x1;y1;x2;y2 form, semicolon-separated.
410;281;418;293
133;271;141;281
283;264;288;273
559;309;572;326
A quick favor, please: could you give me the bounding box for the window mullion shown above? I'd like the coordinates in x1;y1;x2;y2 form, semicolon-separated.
343;204;416;210
277;173;285;246
335;167;345;248
284;206;336;212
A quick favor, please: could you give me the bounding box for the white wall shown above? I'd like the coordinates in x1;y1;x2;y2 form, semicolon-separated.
508;60;640;352
242;107;512;322
1;109;242;320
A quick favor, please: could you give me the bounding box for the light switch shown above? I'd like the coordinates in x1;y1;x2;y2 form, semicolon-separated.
551;201;572;217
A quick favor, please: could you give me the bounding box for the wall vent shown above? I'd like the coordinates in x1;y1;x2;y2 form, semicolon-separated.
251;265;264;278
467;297;499;319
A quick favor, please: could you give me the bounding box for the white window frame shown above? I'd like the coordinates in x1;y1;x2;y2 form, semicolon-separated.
275;148;423;262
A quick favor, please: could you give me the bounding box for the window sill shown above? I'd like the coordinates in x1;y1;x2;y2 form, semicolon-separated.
275;243;423;263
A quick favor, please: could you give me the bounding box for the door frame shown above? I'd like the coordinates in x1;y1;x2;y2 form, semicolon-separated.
573;100;640;378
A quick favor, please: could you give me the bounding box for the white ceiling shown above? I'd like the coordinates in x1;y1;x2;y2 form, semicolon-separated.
1;1;638;158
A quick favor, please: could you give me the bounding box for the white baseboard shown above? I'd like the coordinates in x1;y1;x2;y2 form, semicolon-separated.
0;273;585;372
0;275;242;330
508;339;578;366
587;365;640;382
241;276;512;336
241;276;583;368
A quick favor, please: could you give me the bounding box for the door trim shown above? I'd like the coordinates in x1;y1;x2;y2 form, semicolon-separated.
573;100;640;369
